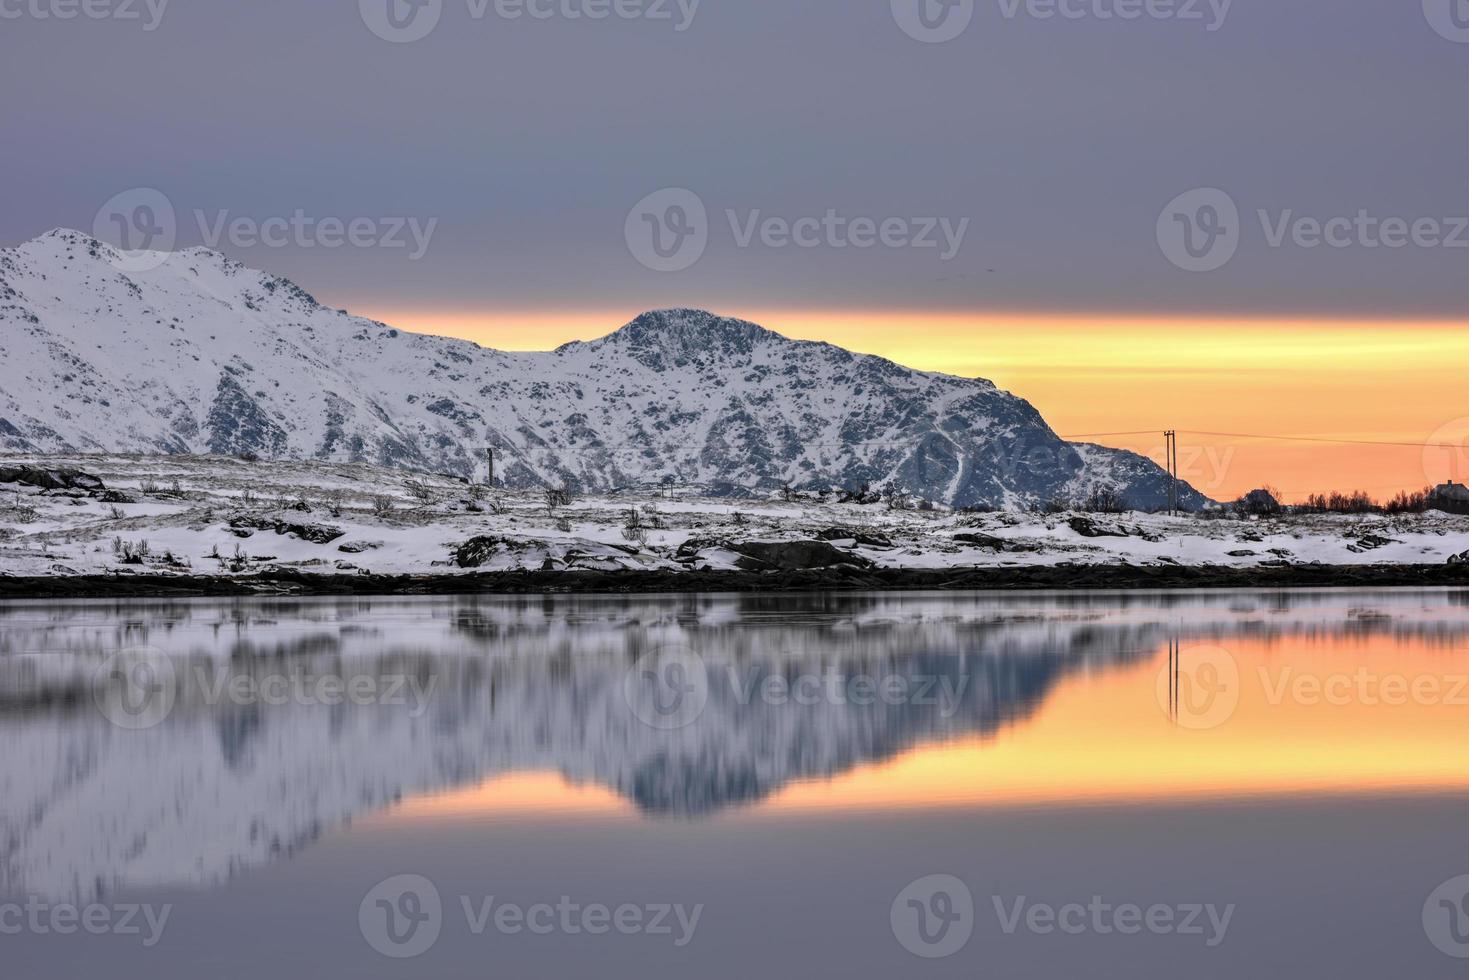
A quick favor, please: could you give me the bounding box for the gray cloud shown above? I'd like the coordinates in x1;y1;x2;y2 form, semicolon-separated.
1;0;1463;317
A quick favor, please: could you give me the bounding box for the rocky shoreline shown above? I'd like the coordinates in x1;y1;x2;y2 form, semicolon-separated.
3;562;1467;599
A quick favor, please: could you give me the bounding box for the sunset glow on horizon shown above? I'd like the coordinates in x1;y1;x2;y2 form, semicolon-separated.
350;305;1469;502
387;633;1469;824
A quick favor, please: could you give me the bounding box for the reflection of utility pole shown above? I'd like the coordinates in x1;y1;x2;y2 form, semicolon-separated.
1167;631;1180;725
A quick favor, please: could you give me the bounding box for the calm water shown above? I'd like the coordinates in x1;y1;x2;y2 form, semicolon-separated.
4;589;1469;978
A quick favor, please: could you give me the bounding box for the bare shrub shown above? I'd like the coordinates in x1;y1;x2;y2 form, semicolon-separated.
1080;488;1126;514
112;537;151;564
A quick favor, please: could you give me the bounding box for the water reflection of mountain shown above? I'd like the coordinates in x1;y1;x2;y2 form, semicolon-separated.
2;590;1468;900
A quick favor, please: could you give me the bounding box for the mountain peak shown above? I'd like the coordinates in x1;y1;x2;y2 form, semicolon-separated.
30;228;118;258
610;309;776;352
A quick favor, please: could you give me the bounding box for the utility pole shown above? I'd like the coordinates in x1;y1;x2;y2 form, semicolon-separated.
1163;430;1178;516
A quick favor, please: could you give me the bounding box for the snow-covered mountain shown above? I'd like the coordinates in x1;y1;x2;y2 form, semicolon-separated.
0;230;1206;509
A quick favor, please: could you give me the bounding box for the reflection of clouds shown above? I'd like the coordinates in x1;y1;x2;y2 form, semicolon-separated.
2;591;1469;901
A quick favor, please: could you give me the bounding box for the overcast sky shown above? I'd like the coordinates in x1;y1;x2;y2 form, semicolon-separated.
3;0;1466;319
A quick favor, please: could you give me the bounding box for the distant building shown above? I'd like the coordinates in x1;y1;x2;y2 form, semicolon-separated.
1429;481;1469;511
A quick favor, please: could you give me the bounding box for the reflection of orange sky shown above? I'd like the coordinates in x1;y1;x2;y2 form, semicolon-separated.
347;306;1469;502
395;633;1469;823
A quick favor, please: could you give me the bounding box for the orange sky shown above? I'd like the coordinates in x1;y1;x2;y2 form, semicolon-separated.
354;306;1469;502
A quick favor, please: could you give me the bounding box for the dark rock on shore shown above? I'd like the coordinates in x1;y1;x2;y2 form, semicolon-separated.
675;537;871;570
731;540;872;571
1068;516;1132;538
0;466;105;491
227;514;344;545
453;536;529;568
814;527;893;549
953;532;1036;553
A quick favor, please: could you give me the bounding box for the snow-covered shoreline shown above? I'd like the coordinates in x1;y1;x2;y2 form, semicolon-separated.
1;454;1466;589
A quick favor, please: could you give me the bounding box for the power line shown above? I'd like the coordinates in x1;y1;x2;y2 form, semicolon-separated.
1061;429;1463;450
1058;430;1162;439
1182;430;1455;449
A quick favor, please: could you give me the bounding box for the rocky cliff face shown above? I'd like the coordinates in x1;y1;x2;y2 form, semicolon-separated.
0;230;1206;509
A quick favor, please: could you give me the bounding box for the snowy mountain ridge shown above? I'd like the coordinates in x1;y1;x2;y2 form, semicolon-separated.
0;230;1205;509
